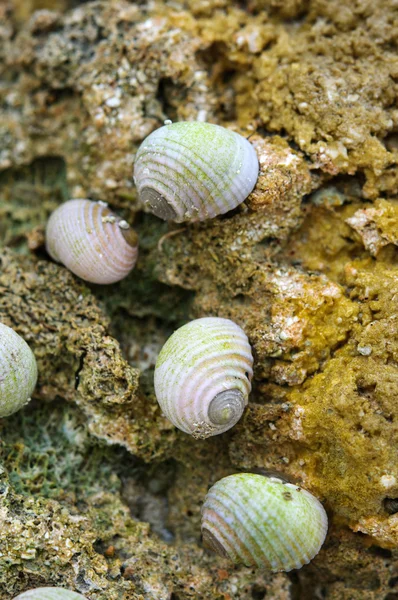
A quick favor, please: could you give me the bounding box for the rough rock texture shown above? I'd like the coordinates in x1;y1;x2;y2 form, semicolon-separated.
1;0;398;598
1;403;287;599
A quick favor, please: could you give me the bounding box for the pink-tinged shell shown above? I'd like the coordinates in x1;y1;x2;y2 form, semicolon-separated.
46;199;138;284
154;317;253;439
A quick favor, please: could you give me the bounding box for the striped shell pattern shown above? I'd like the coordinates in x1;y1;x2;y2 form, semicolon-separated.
201;473;328;571
14;589;87;599
0;323;38;418
134;121;259;222
154;317;253;439
46;199;138;284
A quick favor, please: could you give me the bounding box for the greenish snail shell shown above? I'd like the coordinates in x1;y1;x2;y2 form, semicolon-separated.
134;121;259;222
154;317;253;439
0;323;38;418
14;588;87;599
201;473;328;571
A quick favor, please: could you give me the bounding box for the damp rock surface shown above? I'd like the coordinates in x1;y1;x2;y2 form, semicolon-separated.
1;0;398;598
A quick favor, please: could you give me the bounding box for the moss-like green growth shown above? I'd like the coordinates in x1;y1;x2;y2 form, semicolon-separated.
2;0;398;597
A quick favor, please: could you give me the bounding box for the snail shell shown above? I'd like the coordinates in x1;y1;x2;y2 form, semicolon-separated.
201;473;328;571
0;323;38;418
46;199;138;284
134;121;259;222
154;317;253;439
14;589;87;599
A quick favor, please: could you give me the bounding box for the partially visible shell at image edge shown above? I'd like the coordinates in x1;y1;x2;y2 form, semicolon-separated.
134;121;259;222
46;199;138;284
201;473;328;571
14;587;87;599
0;323;38;418
154;317;253;439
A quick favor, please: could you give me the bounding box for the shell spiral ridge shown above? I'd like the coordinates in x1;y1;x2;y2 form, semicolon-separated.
154;317;253;438
134;121;259;222
201;473;328;571
46;199;138;284
0;323;37;418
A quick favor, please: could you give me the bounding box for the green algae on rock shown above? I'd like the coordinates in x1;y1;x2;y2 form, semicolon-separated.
0;249;178;461
0;401;286;599
2;0;398;598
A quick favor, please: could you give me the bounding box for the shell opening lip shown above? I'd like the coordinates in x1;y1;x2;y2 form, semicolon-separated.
141;186;178;220
202;527;229;558
208;389;245;426
120;225;139;248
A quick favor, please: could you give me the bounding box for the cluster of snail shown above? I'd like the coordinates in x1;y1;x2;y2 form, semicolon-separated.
3;122;328;599
45;121;259;284
154;317;327;571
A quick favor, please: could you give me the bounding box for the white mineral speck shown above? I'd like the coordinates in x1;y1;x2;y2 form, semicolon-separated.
102;215;116;224
380;475;397;489
106;96;121;108
357;345;372;356
105;178;118;188
197;109;207;122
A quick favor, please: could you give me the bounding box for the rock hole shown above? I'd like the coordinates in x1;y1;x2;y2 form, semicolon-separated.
286;570;302;600
382;132;398;152
196;41;238;120
368;546;392;559
384;498;398;515
45;87;75;106
251;583;267;599
356;380;376;399
156;77;186;122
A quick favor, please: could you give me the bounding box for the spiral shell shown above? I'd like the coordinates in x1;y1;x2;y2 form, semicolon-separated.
154;317;253;439
0;323;38;418
14;589;87;599
46;199;138;284
134;121;259;222
201;473;328;571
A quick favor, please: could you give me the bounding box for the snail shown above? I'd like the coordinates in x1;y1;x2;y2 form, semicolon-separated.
0;323;38;418
201;473;328;571
154;317;253;439
134;121;259;222
46;199;138;284
14;589;87;599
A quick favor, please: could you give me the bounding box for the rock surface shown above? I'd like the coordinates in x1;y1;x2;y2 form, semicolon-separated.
1;0;398;598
